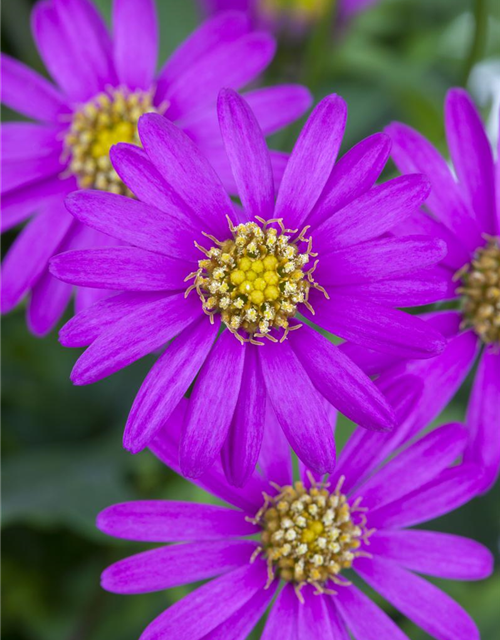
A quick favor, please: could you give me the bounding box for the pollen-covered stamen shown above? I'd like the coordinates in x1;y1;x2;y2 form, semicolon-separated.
248;476;370;601
455;236;500;345
185;216;327;344
63;87;167;195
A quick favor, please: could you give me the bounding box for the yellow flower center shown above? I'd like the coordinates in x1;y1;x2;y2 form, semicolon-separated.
63;88;166;195
185;216;327;344
456;237;500;344
248;477;370;600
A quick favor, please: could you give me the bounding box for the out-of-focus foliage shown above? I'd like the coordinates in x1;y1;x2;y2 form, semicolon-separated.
1;0;499;638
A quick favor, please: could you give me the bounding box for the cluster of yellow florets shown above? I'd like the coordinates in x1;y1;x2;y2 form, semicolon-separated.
63;88;164;195
249;478;368;599
187;217;325;343
456;237;500;345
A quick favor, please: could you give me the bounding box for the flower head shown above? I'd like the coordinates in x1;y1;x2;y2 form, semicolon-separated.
51;89;447;483
344;88;500;491
50;89;447;479
97;391;492;639
1;0;311;334
200;0;382;30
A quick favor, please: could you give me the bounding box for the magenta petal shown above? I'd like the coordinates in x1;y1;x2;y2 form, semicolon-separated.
110;143;215;239
140;561;268;640
497;111;500;233
334;374;423;493
274;94;347;230
314;174;431;253
65;189;200;262
70;293;202;385
218;88;274;219
312;292;446;358
151;400;268;514
261;583;298;640
464;349;500;491
370;530;493;581
27;269;73;336
335;583;410;640
242;84;312;135
355;557;480;640
308;132;391;230
97;500;257;542
174;83;307;154
352;422;468;511
393;321;480;443
1;176;75;233
221;345;266;487
32;0;89;100
161;31;276;120
317;235;447;286
74;285;113;314
138;113;232;238
2;154;64;194
26;217;88;335
269;150;288;186
335;270;452;308
258;402;293;487
369;463;484;529
1;123;62;161
124;316;219;453
204;579;278;640
288;325;395;431
113;0;158;90
258;340;336;474
59;291;164;347
391;207;472;271
385;121;482;251
180;331;246;478
324;598;351;639
0;53;69;122
445;88;497;235
297;585;336;638
50;246;191;291
101;539;255;594
2;201;73;312
156;12;251;100
53;0;116;91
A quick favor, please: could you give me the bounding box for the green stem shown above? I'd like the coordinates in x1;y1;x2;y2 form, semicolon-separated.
462;0;488;87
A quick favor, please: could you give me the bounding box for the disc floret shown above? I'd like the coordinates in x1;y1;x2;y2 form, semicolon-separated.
186;216;327;344
248;476;371;600
63;87;166;195
456;237;500;345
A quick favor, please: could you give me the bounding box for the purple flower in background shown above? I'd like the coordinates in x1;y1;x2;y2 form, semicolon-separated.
97;394;492;640
346;89;500;491
1;0;311;335
51;89;447;482
200;0;381;28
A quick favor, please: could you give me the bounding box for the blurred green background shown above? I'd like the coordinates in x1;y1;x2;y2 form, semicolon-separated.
2;0;500;638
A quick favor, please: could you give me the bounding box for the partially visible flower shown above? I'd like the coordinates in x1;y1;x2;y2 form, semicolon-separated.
345;88;500;491
97;390;492;640
51;89;446;482
199;0;381;33
1;0;311;335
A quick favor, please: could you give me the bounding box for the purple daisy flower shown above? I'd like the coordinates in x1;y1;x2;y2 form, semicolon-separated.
345;89;500;491
97;392;492;639
50;89;447;483
199;0;381;26
1;0;311;335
